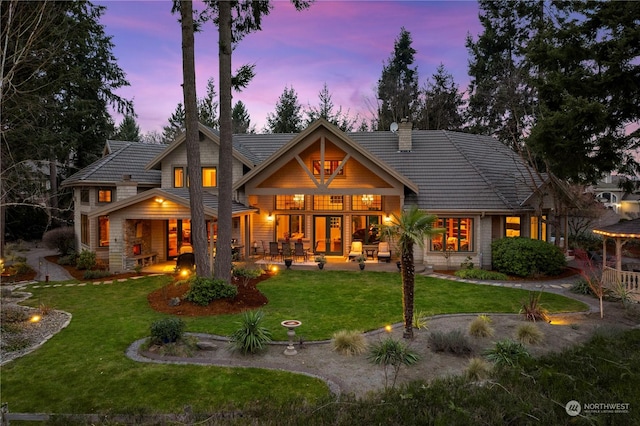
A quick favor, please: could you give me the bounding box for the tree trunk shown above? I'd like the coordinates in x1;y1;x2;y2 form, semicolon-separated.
401;241;415;339
180;0;210;276
214;0;233;282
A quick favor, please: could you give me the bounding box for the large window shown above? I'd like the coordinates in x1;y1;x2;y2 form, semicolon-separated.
276;194;305;210
352;195;382;211
202;167;217;187
351;215;380;244
275;214;306;240
506;216;521;237
530;215;547;241
431;218;473;252
313;195;343;210
81;215;89;245
98;189;112;203
98;216;109;247
312;160;344;176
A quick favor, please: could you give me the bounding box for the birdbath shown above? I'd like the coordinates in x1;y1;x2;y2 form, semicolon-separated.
281;320;302;356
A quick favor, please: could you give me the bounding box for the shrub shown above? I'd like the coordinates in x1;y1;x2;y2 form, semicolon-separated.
468;315;494;338
83;270;112;280
520;292;549;322
57;254;77;266
11;262;31;275
332;330;368;356
428;329;472;355
569;232;602;251
465;357;492;381
368;337;420;390
150;317;185;345
491;237;567;277
232;266;263;287
1;305;29;324
76;250;97;270
516;323;544;345
454;269;508;280
42;226;76;255
484;339;531;367
570;277;595;295
460;256;474;269
229;310;272;355
184;276;238;306
413;311;430;330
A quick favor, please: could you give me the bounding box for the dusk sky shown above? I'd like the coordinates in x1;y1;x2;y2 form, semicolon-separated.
98;0;483;134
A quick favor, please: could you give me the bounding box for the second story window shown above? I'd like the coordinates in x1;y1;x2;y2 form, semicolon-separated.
174;167;186;188
80;188;89;204
202;167;217;187
312;160;343;176
98;189;112;203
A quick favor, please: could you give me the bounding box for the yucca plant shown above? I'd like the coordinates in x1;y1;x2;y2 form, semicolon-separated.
520;292;549;322
331;329;368;356
229;310;272;355
368;337;420;390
412;310;430;330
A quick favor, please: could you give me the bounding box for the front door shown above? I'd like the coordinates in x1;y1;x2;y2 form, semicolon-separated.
314;215;343;255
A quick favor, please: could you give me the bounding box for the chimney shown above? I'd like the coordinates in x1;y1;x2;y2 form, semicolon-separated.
398;118;412;152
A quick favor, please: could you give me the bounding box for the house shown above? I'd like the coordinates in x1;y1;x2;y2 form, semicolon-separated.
591;174;640;220
62;119;560;272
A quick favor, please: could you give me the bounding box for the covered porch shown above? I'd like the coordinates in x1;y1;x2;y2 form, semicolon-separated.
593;218;640;303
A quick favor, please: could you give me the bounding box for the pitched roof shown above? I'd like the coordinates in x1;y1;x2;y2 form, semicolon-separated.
88;187;256;218
62;142;165;187
63;122;545;213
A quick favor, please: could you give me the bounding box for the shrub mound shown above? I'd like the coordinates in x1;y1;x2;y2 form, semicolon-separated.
184;276;238;306
491;237;566;277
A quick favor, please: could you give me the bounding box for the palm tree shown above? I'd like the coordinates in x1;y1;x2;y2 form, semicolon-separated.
382;205;442;339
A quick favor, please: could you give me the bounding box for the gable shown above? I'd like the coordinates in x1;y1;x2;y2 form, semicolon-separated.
235;119;417;195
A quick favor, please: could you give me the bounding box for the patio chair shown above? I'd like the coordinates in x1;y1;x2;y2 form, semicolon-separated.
294;242;308;262
377;241;391;263
348;241;363;261
268;242;281;261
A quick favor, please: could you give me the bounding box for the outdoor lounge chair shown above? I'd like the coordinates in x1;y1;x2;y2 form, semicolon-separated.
377;242;391;262
348;241;363;261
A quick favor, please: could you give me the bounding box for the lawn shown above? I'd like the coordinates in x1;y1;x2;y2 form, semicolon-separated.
1;270;587;414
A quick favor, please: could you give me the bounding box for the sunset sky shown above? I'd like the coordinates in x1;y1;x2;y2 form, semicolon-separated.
98;0;483;134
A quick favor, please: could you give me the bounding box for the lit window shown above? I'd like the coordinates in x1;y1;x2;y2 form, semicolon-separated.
506;217;521;237
98;189;112;203
313;195;343;210
81;215;89;244
530;216;547;241
99;216;110;247
431;218;472;252
174;167;185;188
312;160;344;176
276;195;305;210
202;167;217;187
352;195;381;211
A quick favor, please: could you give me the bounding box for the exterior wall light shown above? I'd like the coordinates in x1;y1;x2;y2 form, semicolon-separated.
155;197;164;204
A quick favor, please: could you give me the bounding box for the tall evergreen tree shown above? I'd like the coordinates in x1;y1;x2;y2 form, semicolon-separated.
526;1;640;186
376;27;420;131
265;86;304;133
304;83;357;131
417;64;464;130
1;0;131;246
112;115;141;141
465;0;540;148
161;77;219;142
232;100;254;134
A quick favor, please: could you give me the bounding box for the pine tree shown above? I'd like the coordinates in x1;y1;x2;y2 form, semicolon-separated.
112;115;141;141
265;86;304;133
417;64;464;130
304;83;357;131
232;101;254;134
376;27;420;131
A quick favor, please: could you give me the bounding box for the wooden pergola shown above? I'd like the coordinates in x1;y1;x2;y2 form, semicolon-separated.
592;218;640;302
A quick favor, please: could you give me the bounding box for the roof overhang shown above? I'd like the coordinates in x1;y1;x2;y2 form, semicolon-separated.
592;218;640;239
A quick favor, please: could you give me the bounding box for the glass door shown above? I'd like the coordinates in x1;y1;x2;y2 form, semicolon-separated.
314;216;343;255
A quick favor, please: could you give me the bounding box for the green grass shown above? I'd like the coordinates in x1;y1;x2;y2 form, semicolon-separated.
0;270;587;415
